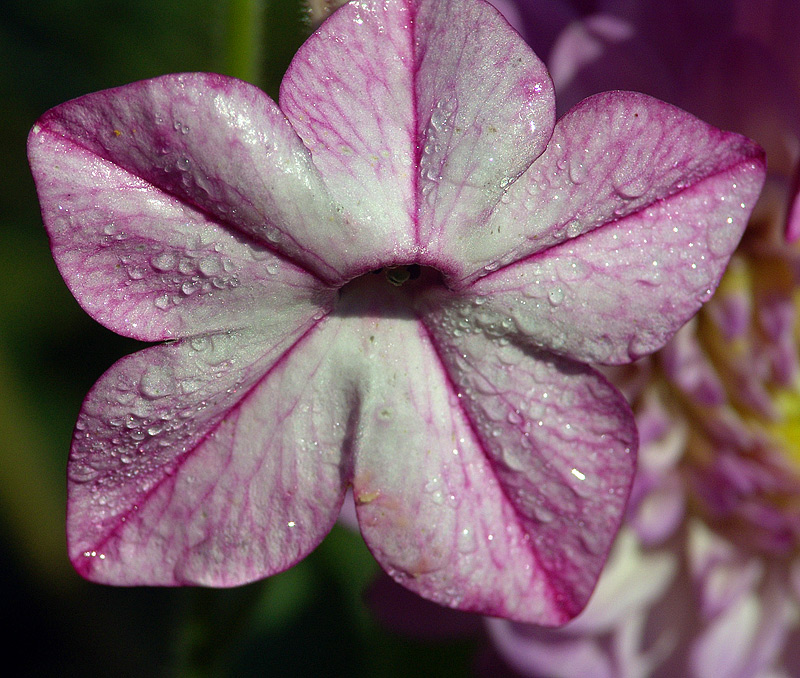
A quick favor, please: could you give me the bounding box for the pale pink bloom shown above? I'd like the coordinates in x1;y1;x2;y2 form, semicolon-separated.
28;0;763;625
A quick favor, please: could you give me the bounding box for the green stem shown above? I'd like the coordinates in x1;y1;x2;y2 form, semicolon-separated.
224;0;266;85
173;582;269;678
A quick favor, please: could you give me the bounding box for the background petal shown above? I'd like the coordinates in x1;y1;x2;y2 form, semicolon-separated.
68;323;352;585
28;73;356;285
28;124;334;341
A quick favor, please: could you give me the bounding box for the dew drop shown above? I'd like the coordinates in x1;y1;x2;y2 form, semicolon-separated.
568;159;588;184
178;257;195;275
708;226;733;256
533;503;555;523
502;447;526;471
580;528;606;555
190;336;210;352
139;366;175;399
457;527;477;554
152;252;177;272
181;281;198;295
548;287;564;306
179;378;201;394
198;256;221;277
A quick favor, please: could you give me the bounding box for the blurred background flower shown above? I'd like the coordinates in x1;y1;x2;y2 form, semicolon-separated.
485;1;800;676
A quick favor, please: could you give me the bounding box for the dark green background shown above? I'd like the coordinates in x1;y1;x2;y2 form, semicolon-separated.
0;1;489;675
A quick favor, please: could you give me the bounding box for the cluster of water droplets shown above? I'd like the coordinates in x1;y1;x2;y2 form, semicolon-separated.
419;96;458;206
428;297;634;564
148;247;241;310
70;331;248;501
441;294;519;347
98;222;245;309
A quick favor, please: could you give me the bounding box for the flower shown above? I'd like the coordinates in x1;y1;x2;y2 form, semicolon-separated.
484;0;800;672
27;0;764;625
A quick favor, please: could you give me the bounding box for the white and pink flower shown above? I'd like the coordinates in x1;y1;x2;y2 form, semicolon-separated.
28;0;763;626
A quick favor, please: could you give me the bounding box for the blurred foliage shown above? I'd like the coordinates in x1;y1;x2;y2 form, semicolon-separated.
0;1;483;675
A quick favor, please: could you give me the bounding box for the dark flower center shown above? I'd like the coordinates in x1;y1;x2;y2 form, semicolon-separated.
337;265;445;318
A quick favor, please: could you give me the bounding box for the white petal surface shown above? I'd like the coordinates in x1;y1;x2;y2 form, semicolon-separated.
29;73;356;285
69;324;353;585
315;276;638;624
280;0;418;269
413;0;554;267
28;127;333;341
280;0;555;275
450;91;765;285
350;319;570;624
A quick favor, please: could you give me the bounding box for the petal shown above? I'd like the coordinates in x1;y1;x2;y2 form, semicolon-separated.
68;324;351;585
412;0;554;265
280;0;418;268
547;13;677;115
485;0;524;34
351;318;569;624
690;593;763;678
660;321;727;407
565;528;677;634
344;283;635;624
279;0;555;274
458;93;766;363
428;319;636;622
485;617;614;678
28;73;354;286
455;91;764;285
786;162;800;243
485;529;678;678
28;122;333;341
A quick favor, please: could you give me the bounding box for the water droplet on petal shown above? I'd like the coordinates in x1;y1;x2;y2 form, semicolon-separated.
457;527;477;554
568;159;588;184
139;366;175;399
152;252;177;272
548;287;564;306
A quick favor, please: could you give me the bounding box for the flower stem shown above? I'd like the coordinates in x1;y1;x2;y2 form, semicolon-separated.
224;0;266;85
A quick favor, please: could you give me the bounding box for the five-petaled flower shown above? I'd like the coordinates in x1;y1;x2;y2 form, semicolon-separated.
27;0;764;625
